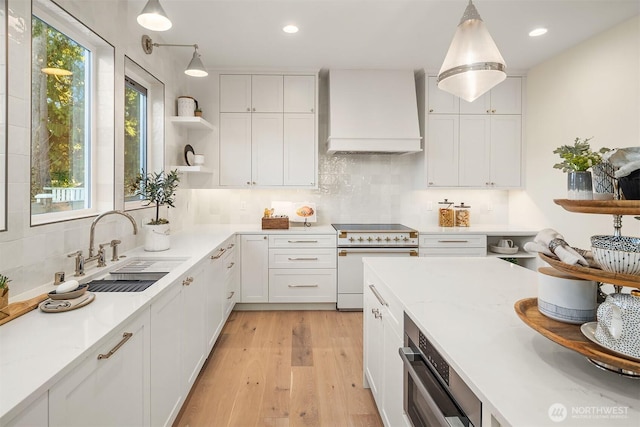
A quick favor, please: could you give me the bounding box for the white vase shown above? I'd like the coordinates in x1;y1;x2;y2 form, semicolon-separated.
144;223;171;251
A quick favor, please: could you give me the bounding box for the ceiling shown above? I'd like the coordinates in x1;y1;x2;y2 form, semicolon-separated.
132;0;640;73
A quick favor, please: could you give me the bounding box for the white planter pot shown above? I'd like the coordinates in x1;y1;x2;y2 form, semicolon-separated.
144;223;171;252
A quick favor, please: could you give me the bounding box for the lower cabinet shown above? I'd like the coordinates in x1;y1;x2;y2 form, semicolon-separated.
268;268;336;302
363;269;406;427
49;309;151;427
240;234;269;302
4;392;48;427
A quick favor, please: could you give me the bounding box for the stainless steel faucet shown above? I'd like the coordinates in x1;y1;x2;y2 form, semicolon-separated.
88;210;138;260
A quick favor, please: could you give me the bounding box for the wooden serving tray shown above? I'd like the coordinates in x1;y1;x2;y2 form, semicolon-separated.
0;294;49;326
553;199;640;215
539;253;640;288
514;298;640;373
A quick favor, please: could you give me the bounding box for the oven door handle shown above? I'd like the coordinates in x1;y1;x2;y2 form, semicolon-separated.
399;347;470;427
338;249;418;256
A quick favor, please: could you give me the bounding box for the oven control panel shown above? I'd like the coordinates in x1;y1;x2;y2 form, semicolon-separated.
419;330;450;386
337;232;419;247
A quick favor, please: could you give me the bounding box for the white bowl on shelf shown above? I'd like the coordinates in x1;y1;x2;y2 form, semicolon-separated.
489;245;519;255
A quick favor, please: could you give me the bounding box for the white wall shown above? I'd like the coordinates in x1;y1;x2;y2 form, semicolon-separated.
510;15;640;248
0;0;190;298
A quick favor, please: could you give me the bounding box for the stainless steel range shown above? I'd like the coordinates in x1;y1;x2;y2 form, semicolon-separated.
333;223;418;310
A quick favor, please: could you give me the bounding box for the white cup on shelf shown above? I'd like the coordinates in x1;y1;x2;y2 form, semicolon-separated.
194;154;205;165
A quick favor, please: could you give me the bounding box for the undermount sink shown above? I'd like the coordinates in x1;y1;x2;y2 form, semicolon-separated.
84;257;187;292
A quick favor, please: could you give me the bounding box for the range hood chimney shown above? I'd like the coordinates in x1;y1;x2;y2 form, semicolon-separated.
327;69;422;154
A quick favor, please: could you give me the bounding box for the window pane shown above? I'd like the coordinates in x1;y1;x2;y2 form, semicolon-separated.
124;77;147;202
31;16;90;215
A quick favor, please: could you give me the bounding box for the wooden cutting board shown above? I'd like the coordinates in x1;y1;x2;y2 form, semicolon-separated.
0;294;49;326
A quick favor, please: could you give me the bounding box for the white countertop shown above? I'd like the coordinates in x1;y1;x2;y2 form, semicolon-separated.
363;257;639;427
413;224;538;236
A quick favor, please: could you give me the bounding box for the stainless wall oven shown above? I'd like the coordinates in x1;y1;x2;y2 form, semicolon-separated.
332;224;418;310
400;313;481;427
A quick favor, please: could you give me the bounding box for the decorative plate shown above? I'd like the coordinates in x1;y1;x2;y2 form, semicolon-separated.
184;144;195;166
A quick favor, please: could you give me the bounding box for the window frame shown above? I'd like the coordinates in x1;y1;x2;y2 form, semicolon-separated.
124;75;148;203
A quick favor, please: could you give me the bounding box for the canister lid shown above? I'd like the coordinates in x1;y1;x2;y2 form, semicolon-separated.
537;266;590;280
454;202;470;208
438;198;453;207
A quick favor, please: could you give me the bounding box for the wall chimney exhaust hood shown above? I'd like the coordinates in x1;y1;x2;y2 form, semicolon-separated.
327;69;422;154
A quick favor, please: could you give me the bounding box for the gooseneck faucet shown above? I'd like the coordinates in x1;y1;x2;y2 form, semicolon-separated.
89;210;138;259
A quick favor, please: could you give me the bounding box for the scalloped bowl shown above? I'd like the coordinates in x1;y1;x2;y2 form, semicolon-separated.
591;235;640;275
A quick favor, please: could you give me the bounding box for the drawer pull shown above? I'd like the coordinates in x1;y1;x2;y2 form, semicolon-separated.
287;257;319;261
227;262;235;269
287;240;318;243
97;332;133;360
288;284;319;288
369;285;388;306
211;248;226;259
437;240;469;243
227;243;235;249
227;291;235;300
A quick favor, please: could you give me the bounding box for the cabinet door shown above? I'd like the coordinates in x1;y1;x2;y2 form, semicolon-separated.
252;75;283;112
220;113;252;186
150;284;183;427
363;283;383;406
220;74;251;112
252;113;283;185
459;116;491;187
284;75;315;113
490;77;522;114
427;115;459;187
182;265;206;391
49;311;150;427
381;323;405;427
490;115;522;187
205;248;225;353
5;392;47;427
459;91;491;114
283;113;315;186
240;234;269;302
427;76;459;114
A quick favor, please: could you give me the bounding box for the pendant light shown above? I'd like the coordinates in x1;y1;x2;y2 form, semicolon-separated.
137;0;172;32
142;35;209;77
437;0;506;103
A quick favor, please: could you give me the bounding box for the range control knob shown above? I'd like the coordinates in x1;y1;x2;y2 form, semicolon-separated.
385;237;391;242
394;237;400;242
349;237;355;242
376;237;382;242
367;237;373;242
358;237;364;242
403;237;409;242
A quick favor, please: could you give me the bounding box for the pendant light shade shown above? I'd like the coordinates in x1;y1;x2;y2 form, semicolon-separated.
137;0;172;32
437;0;506;103
185;49;208;77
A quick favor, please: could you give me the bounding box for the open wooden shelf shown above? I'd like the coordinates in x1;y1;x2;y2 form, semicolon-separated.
554;199;640;215
514;298;640;375
539;253;640;288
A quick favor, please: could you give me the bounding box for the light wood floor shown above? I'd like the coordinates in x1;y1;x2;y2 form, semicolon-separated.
174;310;383;427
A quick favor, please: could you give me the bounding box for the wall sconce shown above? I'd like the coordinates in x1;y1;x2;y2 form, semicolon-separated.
137;0;172;31
141;35;208;77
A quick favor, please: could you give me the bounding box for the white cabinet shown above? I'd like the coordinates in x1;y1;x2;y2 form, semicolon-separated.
49;310;150;427
427;76;522;188
4;393;48;427
150;283;183;427
240;234;269;302
182;263;207;391
205;246;226;353
427;76;459;114
222;237;240;317
459;77;522;115
363;269;404;427
420;233;487;256
219;73;317;188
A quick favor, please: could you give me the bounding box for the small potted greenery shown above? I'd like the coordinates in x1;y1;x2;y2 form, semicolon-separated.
0;274;11;316
131;170;180;251
194;107;203;117
553;137;610;200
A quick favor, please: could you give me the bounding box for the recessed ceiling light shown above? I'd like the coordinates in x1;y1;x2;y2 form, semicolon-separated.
282;24;299;34
529;28;548;37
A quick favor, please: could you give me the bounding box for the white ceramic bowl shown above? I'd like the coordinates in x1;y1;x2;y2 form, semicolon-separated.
591;235;640;275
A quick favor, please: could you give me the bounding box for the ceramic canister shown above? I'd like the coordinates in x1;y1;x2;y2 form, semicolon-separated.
537;267;597;324
177;96;197;117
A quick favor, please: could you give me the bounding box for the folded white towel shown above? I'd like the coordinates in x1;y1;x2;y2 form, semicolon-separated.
531;228;589;266
603;147;640;178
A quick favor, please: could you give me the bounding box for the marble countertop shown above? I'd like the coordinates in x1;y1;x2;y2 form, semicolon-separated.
363;257;639;426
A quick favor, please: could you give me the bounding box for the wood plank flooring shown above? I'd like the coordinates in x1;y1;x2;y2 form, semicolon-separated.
174;310;383;427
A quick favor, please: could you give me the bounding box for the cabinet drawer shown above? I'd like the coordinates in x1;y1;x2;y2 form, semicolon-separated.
420;247;486;257
269;234;336;248
269;248;336;269
364;269;402;335
268;269;337;302
420;234;487;248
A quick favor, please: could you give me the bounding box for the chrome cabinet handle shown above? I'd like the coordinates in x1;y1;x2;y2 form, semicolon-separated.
98;332;133;360
288;284;318;288
340;250;417;256
369;285;388;306
227;291;235;300
182;276;193;286
211;248;226;259
437;240;469;243
287;240;318;243
287;257;318;261
227;243;235;249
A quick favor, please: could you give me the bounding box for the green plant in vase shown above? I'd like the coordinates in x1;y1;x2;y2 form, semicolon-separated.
553;137;610;200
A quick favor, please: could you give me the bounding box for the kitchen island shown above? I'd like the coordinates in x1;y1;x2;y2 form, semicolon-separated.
363;257;639;427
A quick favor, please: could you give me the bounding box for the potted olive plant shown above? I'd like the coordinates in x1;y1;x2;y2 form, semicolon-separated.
553;137;609;200
132;170;180;251
0;274;11;317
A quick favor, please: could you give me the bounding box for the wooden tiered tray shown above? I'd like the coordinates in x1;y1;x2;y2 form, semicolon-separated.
514;298;640;375
0;294;48;326
553;199;640;215
539;253;640;288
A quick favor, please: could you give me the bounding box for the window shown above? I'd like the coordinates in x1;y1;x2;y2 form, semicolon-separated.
31;15;91;215
30;0;114;225
124;76;148;202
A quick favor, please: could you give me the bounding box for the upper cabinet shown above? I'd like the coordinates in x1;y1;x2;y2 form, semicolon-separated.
427;77;459;114
219;73;318;188
459;77;522;115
